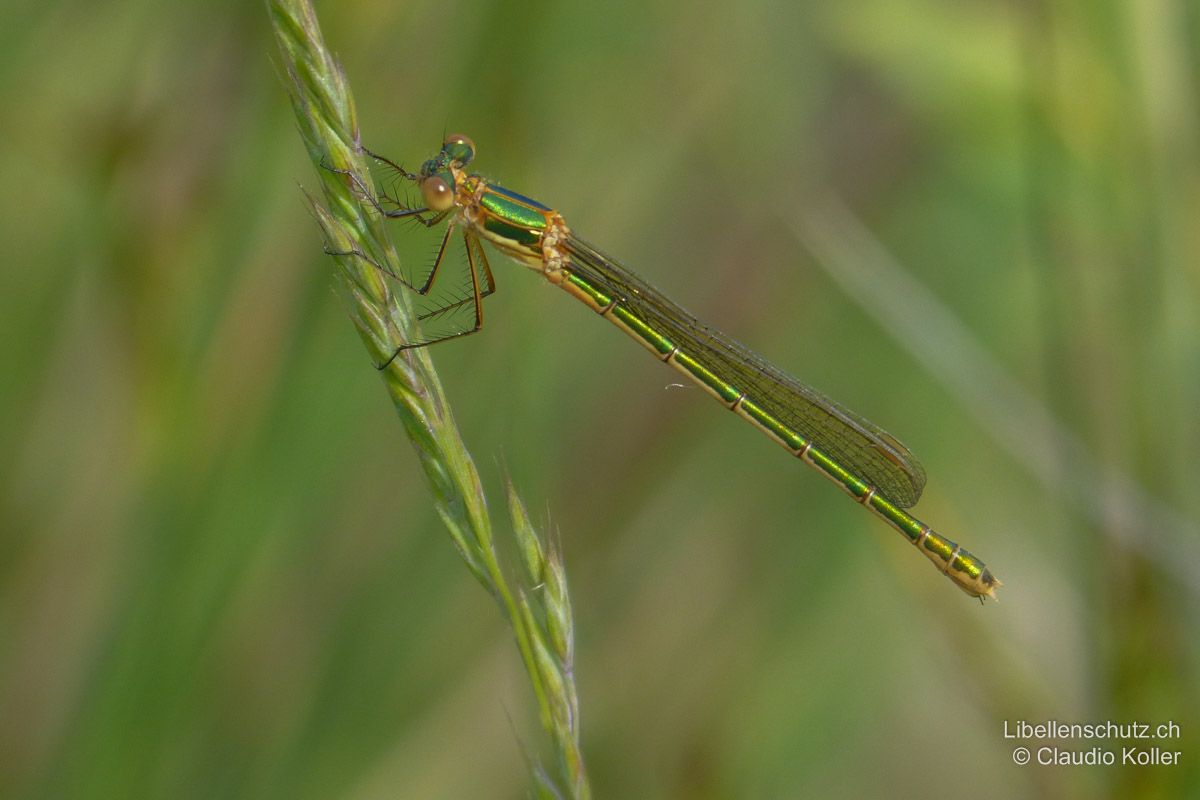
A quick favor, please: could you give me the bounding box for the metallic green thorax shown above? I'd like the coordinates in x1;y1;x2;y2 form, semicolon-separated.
408;136;1000;600
478;186;548;249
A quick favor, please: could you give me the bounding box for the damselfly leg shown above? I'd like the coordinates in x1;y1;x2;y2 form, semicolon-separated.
319;153;497;361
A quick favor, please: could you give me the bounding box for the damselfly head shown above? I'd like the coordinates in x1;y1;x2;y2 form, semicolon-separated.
442;133;476;167
420;172;456;212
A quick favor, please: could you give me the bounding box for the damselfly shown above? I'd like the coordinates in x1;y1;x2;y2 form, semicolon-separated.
329;135;1000;600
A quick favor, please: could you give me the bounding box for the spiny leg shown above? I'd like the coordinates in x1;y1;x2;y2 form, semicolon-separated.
413;231;497;321
375;230;490;368
413;232;490;328
457;228;487;334
319;156;447;227
347;213;461;299
355;147;458;230
322;242;390;274
418;222;457;295
318;152;494;365
467;229;497;296
361;146;419;181
319;159;449;289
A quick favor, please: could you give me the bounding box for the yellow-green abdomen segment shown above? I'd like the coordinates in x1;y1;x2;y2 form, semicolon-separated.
557;265;999;599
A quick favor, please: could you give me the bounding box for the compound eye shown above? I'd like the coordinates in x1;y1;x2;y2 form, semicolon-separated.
421;174;455;212
442;133;476;166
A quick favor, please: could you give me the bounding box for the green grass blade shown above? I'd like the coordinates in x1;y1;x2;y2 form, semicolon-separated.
267;1;591;795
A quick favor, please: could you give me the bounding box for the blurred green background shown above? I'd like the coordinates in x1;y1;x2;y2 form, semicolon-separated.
2;0;1198;797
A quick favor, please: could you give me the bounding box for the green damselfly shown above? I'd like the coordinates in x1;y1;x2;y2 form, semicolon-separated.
330;134;1000;600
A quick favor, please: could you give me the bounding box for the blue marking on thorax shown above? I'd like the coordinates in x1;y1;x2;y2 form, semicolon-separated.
488;183;551;211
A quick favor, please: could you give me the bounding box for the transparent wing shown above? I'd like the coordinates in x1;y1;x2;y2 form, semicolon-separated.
565;235;927;507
